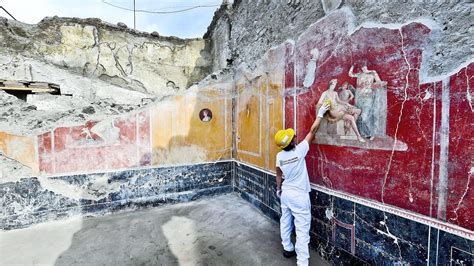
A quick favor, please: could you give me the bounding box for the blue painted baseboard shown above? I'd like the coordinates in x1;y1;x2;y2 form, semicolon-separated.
0;162;232;230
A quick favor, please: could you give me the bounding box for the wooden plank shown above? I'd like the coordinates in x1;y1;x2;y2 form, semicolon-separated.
31;88;58;93
31;88;56;93
3;81;26;88
28;82;50;88
0;86;55;93
0;80;60;94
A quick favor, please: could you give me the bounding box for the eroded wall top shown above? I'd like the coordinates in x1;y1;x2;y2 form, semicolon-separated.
0;16;212;95
206;0;473;78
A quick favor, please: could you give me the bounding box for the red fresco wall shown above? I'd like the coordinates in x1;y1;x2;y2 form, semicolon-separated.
284;10;473;230
446;64;473;229
38;110;151;175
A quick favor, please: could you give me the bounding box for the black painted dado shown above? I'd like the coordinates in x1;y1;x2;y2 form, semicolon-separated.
435;229;473;265
0;162;232;230
232;162;474;265
233;162;280;221
0;178;79;230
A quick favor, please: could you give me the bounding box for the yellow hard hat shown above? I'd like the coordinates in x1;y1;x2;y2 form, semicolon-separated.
274;128;295;148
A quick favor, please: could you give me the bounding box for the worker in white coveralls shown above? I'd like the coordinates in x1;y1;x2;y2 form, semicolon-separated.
274;103;330;265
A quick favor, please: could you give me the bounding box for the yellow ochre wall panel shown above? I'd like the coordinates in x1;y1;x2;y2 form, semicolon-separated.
235;75;283;172
151;87;231;165
236;81;264;168
185;89;231;160
151;99;176;150
236;82;262;157
0;132;38;172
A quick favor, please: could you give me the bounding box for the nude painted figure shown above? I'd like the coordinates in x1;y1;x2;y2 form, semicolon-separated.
338;82;361;135
317;79;365;142
338;82;355;103
349;65;383;93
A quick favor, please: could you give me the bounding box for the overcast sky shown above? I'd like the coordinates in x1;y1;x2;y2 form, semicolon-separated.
0;0;223;38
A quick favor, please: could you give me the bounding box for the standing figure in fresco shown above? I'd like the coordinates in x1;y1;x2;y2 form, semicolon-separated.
349;65;386;139
349;65;382;92
274;102;330;266
316;79;365;142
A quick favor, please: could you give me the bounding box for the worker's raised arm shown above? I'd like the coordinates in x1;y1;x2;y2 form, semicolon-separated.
304;104;329;144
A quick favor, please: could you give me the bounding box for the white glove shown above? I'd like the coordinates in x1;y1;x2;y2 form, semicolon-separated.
276;190;282;198
317;103;330;118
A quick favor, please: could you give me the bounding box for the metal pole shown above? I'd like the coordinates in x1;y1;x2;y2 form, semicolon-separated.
133;0;136;30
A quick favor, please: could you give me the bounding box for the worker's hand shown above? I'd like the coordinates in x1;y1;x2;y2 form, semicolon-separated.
276;190;282;198
317;103;330;118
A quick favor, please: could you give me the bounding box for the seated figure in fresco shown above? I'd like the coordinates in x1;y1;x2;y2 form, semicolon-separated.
317;79;365;142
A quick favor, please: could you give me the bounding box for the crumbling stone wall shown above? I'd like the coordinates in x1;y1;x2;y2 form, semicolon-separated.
0;17;212;95
207;0;473;77
205;5;232;72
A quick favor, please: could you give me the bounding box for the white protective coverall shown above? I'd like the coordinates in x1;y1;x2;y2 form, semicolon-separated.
276;139;311;266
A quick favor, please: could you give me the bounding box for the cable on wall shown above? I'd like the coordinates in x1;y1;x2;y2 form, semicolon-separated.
101;0;224;14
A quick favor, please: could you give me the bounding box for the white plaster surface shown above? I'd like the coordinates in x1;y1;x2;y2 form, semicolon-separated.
0;153;33;183
36;174;122;201
152;145;208;166
0;216;83;265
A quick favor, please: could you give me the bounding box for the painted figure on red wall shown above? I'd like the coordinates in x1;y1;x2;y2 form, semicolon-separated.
349;65;383;91
338;82;360;135
349;65;388;139
316;79;365;142
78;120;120;145
338;82;355;103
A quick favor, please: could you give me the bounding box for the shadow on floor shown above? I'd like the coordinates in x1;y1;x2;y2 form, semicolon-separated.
54;194;329;265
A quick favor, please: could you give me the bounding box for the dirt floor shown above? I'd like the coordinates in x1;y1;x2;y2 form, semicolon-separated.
0;194;329;266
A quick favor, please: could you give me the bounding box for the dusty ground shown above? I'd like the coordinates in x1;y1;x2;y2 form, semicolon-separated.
0;194;329;266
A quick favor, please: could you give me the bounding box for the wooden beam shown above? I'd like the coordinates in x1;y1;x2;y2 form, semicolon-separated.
0;86;57;93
